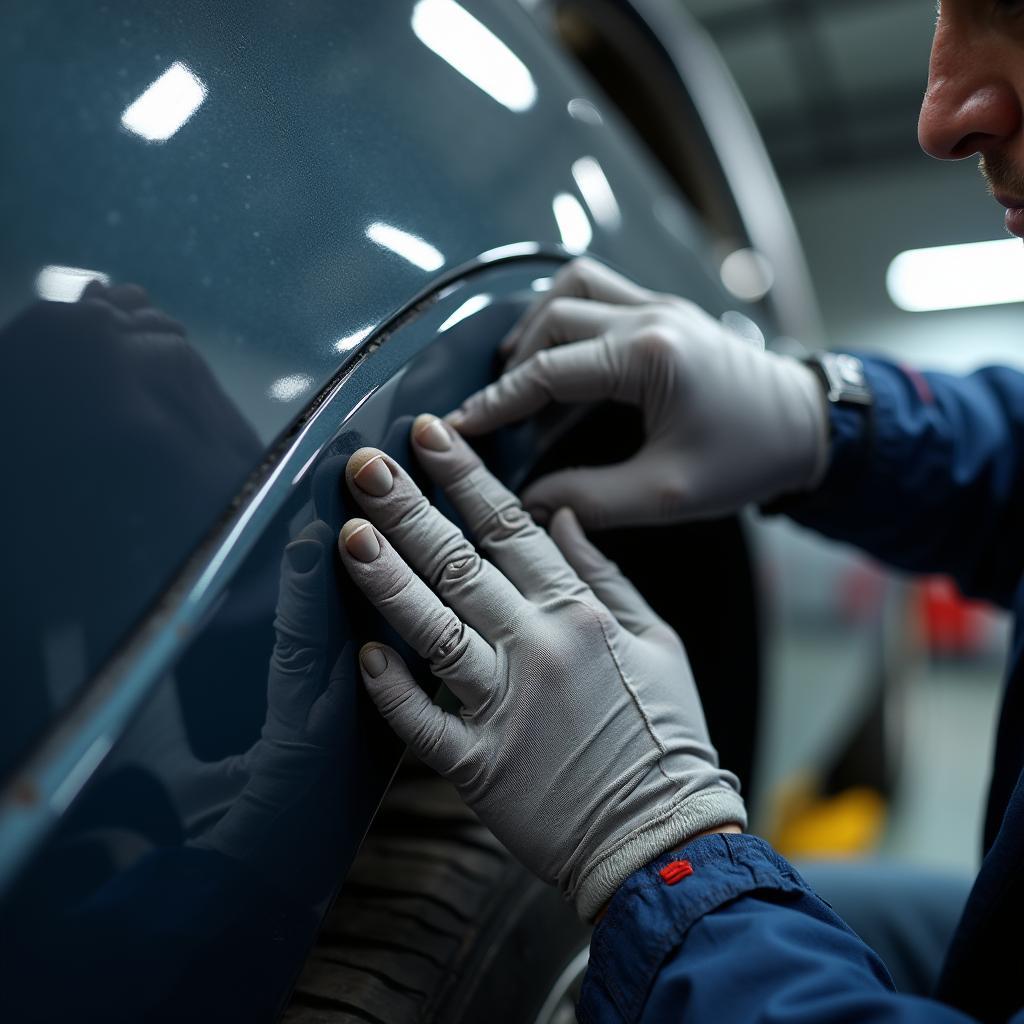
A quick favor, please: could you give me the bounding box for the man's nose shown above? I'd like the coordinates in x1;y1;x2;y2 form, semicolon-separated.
918;22;1021;161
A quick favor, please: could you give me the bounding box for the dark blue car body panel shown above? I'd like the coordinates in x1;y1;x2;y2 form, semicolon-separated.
0;1;778;1018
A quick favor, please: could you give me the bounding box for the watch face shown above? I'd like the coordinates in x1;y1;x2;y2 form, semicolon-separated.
816;354;873;407
833;354;867;389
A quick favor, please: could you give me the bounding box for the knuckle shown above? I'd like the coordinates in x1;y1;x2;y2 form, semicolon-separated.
521;351;558;399
532;348;558;378
442;550;483;583
482;377;518;416
477;384;500;416
376;678;417;717
411;713;449;765
393;491;431;533
635;322;678;358
271;638;320;677
427;613;469;669
660;293;697;315
443;448;482;488
478;502;534;547
556;259;584;287
551;257;593;297
594;333;618;376
376;561;417;605
568;255;598;283
546;296;575;325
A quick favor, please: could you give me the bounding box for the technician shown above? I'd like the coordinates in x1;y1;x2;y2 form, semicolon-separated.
337;2;1024;1020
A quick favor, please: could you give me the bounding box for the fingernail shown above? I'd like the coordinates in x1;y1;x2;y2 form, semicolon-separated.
354;454;394;496
414;414;452;451
360;645;388;678
342;520;381;562
284;538;322;572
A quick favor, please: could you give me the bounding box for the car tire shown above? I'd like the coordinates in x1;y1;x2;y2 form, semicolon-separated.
282;770;592;1024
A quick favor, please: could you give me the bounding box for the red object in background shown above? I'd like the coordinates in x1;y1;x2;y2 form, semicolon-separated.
918;577;988;656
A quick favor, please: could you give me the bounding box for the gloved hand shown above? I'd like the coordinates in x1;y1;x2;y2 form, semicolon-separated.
337;416;746;920
197;519;348;866
446;257;829;529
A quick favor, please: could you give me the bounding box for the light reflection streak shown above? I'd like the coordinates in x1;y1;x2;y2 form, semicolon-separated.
412;0;537;113
268;374;315;402
334;326;372;353
571;156;621;230
120;61;207;141
552;193;592;255
366;221;445;271
567;98;604;126
438;294;492;332
35;265;110;302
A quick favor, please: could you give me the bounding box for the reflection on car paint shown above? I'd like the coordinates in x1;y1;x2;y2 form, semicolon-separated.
411;0;538;112
0;262;594;1020
438;293;493;332
35;265;111;302
120;61;208;142
366;221;446;272
0;0;771;1016
572;156;622;231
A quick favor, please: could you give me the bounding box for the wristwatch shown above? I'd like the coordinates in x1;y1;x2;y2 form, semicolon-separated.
803;352;873;408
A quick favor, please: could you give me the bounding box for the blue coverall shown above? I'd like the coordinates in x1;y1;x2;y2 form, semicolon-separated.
579;356;1024;1023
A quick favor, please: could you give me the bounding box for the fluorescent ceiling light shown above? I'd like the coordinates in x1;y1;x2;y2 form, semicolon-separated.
366;221;445;271
553;193;592;256
439;294;491;332
412;0;537;113
121;61;207;141
35;265;110;302
887;238;1024;312
571;156;621;230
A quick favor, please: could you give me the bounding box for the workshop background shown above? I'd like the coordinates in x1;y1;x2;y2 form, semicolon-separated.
688;0;1013;873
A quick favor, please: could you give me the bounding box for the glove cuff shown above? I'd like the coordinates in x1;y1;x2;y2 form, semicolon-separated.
786;358;831;491
572;786;748;922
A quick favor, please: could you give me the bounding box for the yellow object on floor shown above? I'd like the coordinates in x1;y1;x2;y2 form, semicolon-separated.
770;779;887;859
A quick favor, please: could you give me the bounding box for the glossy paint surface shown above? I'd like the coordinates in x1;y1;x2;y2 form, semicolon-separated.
0;0;726;780
0;263;562;1019
0;1;760;1019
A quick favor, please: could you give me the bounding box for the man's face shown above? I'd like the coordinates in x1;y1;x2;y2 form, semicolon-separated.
919;1;1024;237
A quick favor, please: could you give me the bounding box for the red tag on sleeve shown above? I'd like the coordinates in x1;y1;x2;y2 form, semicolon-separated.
659;860;694;885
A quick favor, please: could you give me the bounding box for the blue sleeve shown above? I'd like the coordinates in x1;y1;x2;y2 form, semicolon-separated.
578;834;1018;1024
775;357;1024;608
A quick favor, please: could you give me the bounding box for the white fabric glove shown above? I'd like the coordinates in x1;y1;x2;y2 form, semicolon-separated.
446;257;829;529
337;416;746;921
